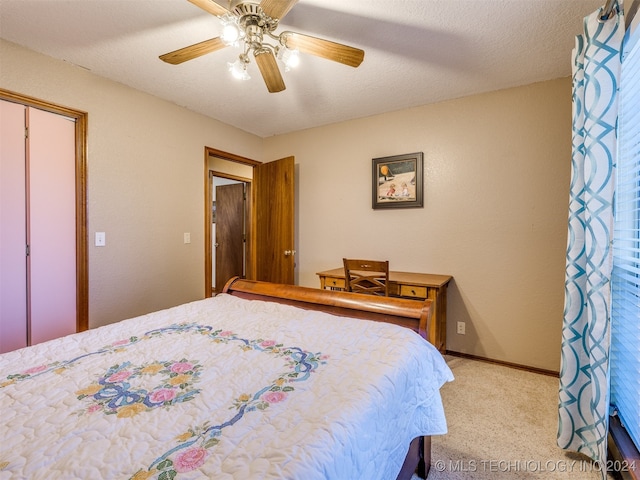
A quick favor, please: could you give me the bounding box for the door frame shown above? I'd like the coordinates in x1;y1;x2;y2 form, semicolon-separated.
204;147;260;297
0;88;88;332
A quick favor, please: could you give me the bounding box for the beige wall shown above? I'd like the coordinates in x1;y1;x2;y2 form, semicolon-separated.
0;39;263;328
264;79;572;372
1;38;571;371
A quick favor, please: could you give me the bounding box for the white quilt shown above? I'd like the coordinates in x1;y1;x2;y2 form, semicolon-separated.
0;294;453;480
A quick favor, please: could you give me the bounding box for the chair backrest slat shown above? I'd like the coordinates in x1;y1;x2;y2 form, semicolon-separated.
343;258;390;297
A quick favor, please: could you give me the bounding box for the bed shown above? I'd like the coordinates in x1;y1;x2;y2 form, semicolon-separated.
0;277;453;479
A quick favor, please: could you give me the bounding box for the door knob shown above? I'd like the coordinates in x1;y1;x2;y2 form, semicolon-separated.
284;250;296;256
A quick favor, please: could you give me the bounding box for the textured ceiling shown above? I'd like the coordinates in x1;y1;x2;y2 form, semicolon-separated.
0;0;605;137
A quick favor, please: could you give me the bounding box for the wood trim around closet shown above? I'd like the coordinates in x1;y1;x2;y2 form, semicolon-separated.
0;88;89;333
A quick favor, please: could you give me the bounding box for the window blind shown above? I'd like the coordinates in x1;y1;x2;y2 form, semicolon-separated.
610;14;640;451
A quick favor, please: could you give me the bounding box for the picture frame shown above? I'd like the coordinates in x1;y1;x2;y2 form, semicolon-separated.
372;152;424;209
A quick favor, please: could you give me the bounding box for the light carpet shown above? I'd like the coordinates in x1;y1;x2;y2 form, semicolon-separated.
411;355;617;480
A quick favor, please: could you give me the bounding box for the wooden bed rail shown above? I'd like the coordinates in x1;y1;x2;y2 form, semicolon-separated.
222;277;433;343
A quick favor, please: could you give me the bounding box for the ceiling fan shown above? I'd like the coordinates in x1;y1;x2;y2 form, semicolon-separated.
159;0;365;93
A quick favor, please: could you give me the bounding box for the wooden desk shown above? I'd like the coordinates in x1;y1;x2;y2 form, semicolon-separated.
316;268;452;352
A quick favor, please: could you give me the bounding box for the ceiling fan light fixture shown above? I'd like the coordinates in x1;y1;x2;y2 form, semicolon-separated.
228;56;251;80
276;45;299;71
161;0;365;94
220;14;242;45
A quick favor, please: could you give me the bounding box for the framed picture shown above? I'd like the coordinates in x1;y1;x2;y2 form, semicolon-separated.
372;152;424;209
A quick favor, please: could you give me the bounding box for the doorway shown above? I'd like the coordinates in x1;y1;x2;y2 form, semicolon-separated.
204;147;296;297
210;174;250;294
205;149;257;296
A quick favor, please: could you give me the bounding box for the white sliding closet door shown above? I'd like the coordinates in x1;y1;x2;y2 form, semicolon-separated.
28;107;76;345
0;100;28;352
0;100;76;352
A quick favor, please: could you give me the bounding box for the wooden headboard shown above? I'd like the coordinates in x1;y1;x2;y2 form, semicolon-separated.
222;277;433;342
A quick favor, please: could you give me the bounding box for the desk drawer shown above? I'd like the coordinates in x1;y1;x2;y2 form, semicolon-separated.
400;285;427;298
325;277;345;289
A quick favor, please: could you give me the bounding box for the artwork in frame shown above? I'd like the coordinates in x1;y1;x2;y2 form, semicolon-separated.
372;152;424;209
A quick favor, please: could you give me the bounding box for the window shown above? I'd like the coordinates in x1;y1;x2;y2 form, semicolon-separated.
610;12;640;455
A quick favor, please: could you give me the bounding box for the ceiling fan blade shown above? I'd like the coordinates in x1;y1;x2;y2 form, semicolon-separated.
159;37;227;65
254;48;286;93
260;0;298;20
283;32;364;68
187;0;230;17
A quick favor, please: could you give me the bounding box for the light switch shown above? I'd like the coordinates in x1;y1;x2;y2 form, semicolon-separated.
95;232;106;247
184;232;191;244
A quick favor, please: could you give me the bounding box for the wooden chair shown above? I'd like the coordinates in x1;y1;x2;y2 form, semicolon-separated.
343;258;390;296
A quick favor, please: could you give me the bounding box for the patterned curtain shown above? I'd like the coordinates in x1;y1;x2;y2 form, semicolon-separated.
557;1;624;469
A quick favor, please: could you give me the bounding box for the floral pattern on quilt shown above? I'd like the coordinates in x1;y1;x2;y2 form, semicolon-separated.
75;359;203;418
132;329;327;480
0;323;328;479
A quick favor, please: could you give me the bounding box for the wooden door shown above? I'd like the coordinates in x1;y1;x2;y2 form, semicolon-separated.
215;183;245;293
253;156;295;284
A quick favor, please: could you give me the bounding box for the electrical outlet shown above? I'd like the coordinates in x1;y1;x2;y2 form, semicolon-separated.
457;321;466;335
184;232;191;244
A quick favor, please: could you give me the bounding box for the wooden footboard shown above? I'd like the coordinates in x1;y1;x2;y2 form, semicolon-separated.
222;277;434;477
